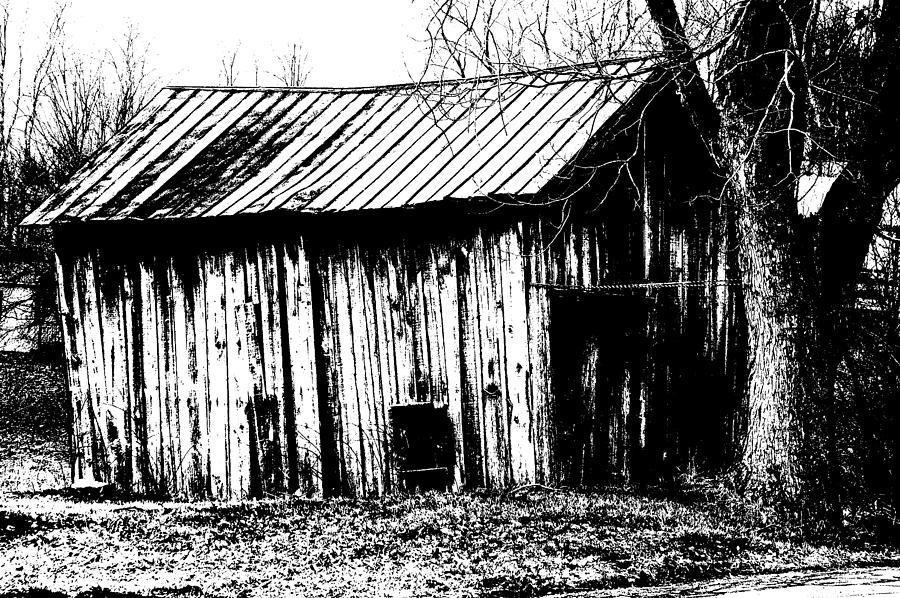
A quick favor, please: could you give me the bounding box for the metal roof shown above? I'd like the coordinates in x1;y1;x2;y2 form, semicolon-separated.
22;62;650;225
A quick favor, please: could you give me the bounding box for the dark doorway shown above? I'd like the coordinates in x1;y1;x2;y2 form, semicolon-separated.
550;291;647;486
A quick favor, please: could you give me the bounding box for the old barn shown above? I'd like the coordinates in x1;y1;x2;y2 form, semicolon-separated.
22;62;744;499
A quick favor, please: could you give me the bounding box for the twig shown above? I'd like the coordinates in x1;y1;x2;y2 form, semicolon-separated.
507;483;559;496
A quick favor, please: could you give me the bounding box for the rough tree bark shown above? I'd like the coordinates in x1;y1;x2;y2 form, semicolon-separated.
720;0;818;504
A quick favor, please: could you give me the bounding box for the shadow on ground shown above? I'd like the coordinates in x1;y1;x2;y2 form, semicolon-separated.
0;511;59;540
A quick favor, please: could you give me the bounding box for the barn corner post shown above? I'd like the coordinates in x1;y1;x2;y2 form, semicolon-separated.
51;238;79;484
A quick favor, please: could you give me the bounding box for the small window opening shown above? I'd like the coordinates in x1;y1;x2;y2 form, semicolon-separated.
390;403;454;492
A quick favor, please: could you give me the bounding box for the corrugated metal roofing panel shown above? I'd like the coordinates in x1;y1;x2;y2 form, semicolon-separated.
162;92;324;218
22;62;652;226
131;91;290;219
503;77;642;196
111;91;261;219
437;78;594;202
249;92;417;214
78;91;223;220
206;92;370;216
317;77;532;212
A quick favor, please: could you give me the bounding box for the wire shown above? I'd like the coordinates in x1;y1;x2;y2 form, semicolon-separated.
530;279;739;291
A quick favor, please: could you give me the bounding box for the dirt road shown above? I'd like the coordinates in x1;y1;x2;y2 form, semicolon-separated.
579;567;900;597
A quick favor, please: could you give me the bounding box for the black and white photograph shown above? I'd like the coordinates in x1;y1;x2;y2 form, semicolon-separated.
2;0;900;596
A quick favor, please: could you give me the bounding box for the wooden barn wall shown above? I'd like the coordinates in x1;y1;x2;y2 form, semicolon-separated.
521;202;742;484
310;225;544;495
508;87;747;485
55;222;553;498
306;195;741;495
54;193;742;498
54;207;741;498
300;161;719;496
519;182;744;483
54;240;321;499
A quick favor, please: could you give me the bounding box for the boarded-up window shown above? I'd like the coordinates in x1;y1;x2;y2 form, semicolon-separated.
390;403;455;492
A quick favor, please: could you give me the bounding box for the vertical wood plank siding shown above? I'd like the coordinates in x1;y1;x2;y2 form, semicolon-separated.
311;225;541;492
520;202;738;484
56;196;737;497
56;241;323;499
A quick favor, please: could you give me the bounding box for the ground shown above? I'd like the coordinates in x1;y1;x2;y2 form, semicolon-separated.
1;353;899;597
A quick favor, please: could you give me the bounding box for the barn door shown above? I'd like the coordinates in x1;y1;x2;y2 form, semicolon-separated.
550;291;647;486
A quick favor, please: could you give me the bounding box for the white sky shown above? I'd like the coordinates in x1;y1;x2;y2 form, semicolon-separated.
25;0;430;87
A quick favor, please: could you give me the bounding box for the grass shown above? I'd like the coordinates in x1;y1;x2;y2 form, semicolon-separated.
0;352;898;597
1;485;898;597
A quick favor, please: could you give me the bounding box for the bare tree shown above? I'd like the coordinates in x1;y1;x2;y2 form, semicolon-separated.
37;27;154;183
273;43;308;87
220;44;240;86
218;42;311;87
682;0;900;517
0;12;156;353
420;0;655;78
103;24;155;136
0;2;65;244
0;3;66;352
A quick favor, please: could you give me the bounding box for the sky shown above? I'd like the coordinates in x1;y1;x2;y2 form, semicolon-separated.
23;0;431;88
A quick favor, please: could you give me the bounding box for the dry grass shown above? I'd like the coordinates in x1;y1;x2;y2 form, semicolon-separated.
0;353;897;597
0;487;897;597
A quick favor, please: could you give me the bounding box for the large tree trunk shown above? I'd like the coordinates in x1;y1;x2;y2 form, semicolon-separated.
736;206;807;500
718;0;815;506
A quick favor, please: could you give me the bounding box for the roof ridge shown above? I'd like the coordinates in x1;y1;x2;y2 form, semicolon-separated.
164;57;651;94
